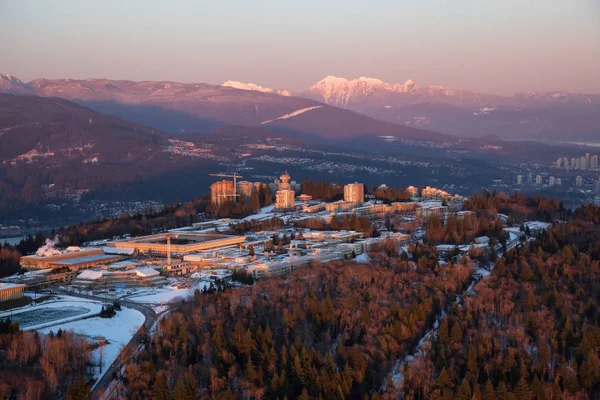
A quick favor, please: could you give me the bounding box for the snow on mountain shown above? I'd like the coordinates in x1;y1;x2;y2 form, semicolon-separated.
0;74;34;94
261;106;322;125
307;75;421;107
223;80;292;96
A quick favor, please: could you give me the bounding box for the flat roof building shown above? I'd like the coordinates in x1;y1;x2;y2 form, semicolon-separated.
20;248;122;271
0;282;26;302
107;233;245;257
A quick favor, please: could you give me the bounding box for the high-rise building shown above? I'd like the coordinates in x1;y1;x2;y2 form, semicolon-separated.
527;172;533;183
275;189;295;210
576;176;583;187
237;181;255;199
344;182;364;206
556;158;562;168
581;156;588;170
591;155;598;170
211;180;235;206
563;157;570;169
556;178;562;186
517;175;523;185
549;176;556;186
575;158;581;169
535;175;543;185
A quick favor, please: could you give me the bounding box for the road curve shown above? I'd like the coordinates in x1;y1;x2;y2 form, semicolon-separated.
55;290;158;399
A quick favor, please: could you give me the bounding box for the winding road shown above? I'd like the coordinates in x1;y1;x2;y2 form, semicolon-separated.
56;290;161;399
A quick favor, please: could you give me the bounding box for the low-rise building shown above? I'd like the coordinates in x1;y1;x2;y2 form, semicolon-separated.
71;266;167;291
0;282;26;302
325;200;354;213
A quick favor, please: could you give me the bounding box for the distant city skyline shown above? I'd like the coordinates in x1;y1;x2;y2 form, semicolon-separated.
1;0;599;95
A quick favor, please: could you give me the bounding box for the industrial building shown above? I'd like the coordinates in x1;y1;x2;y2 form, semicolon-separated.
20;247;122;271
344;182;364;206
107;232;246;257
0;282;26;302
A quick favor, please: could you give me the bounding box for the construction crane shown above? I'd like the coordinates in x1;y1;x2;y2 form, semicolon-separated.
209;172;243;200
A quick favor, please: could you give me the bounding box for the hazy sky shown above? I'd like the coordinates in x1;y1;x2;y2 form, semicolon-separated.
1;0;598;95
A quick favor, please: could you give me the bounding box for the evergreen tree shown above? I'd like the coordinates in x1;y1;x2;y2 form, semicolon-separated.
456;377;471;400
66;376;91;400
152;372;170;400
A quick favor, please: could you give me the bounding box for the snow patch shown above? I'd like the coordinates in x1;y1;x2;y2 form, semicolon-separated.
223;80;292;96
261;106;322;125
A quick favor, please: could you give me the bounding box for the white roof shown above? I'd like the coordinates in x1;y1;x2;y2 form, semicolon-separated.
135;267;160;278
77;270;103;280
101;246;134;255
65;246;83;252
0;282;26;290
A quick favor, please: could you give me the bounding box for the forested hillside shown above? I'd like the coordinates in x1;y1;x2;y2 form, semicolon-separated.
398;204;600;400
124;244;473;399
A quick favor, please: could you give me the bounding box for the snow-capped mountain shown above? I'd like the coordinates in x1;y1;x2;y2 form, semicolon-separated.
302;75;600;139
304;75;496;109
222;80;292;97
0;74;34;95
305;76;419;107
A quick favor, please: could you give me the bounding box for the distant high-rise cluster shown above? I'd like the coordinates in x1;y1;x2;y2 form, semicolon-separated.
535;175;543;185
557;153;598;170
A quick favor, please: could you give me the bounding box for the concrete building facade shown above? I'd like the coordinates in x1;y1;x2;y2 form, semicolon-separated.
276;189;295;210
344;182;364;206
210;180;235;206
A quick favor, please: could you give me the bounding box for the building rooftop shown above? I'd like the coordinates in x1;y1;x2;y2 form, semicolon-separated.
0;282;26;290
51;254;120;266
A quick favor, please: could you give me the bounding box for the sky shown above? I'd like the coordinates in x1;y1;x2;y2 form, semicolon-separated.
1;0;598;95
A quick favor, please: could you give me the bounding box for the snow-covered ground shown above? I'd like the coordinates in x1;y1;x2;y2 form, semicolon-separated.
524;221;552;231
126;281;211;305
242;205;276;221
355;254;371;264
0;296;104;330
37;307;145;386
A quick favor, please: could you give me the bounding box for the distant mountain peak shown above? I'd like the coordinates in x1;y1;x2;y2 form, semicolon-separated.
0;73;34;94
307;75;424;107
222;80;292;96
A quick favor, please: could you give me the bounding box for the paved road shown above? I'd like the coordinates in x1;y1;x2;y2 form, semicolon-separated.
56;290;159;399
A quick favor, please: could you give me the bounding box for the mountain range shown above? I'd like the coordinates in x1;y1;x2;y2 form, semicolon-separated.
0;74;450;144
228;75;600;140
3;73;599;142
